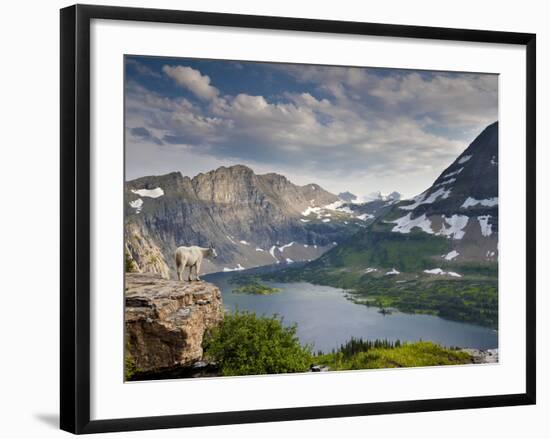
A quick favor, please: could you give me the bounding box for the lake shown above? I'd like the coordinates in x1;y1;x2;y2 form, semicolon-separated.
203;267;498;353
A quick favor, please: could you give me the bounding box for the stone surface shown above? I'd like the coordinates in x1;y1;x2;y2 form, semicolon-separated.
310;364;330;372
462;348;499;364
125;223;171;279
125;273;224;374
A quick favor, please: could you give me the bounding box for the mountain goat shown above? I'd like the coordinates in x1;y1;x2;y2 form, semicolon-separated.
175;245;218;281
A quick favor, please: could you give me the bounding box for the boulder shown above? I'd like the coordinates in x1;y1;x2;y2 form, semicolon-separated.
125;273;224;374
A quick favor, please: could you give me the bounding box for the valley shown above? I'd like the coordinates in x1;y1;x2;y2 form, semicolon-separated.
125;121;500;363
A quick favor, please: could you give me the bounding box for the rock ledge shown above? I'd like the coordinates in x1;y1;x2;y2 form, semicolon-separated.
125;273;224;374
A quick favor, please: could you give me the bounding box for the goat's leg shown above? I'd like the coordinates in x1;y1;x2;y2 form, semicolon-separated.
177;258;186;282
187;265;192;282
195;260;202;281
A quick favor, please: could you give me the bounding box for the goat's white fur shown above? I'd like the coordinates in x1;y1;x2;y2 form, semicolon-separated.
175;246;217;281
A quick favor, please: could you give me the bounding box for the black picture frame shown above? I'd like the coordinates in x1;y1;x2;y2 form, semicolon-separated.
60;4;536;434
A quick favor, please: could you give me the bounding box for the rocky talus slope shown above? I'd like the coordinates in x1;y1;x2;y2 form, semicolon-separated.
125;273;224;375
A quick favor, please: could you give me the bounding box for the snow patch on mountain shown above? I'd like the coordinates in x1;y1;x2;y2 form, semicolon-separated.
462;197;498;208
424;268;445;275
458;155;472;164
255;247;264;252
365;267;378;274
323;200;357;215
399;187;451;211
322;201;343;210
424;268;462;277
391;213;434;234
439;215;469;240
336;205;354;214
301;206;322;216
390;213;468;240
443;167;464;179
357;213;373;221
239;240;249;245
278;242;295;252
385;268;400;275
434;177;456;187
131;187;164;198
443;250;460;261
223;264;245;272
477;215;493;237
129;198;143;213
269;246;278;260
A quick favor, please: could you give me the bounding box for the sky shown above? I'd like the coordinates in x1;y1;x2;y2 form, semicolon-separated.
125;55;498;198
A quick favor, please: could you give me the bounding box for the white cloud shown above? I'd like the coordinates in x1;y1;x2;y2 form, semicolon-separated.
163;65;219;101
126;63;497;197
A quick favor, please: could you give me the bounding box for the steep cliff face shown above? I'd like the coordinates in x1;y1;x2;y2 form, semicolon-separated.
125;273;224;375
125;165;370;275
125;223;170;279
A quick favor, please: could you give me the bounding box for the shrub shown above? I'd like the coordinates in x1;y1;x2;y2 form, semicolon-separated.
124;351;138;380
203;311;312;376
125;251;139;273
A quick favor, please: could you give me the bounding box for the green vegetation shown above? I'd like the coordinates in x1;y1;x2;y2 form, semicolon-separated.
232;283;280;295
230;274;281;295
125;250;139;273
272;266;498;328
124;350;138;380
202;314;473;376
233;282;280;295
349;277;498;328
319;227;451;272
203;311;312;376
316;339;471;370
264;225;498;328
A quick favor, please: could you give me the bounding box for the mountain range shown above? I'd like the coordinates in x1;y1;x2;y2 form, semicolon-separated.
125;165;394;277
125;121;498;281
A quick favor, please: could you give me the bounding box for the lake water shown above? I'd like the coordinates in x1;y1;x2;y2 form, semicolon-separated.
203;267;498;353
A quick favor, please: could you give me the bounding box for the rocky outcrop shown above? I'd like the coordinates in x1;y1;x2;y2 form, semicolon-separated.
125;273;224;375
125;223;170;279
462;348;499;364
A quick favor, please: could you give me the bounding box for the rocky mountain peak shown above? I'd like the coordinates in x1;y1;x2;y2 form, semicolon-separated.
338;191;357;202
397;121;498;219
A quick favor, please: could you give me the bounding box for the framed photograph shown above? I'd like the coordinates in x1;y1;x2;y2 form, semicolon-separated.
60;4;536;434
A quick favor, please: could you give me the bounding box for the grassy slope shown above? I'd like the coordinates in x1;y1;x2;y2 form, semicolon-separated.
320;225;451;272
315;341;472;370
